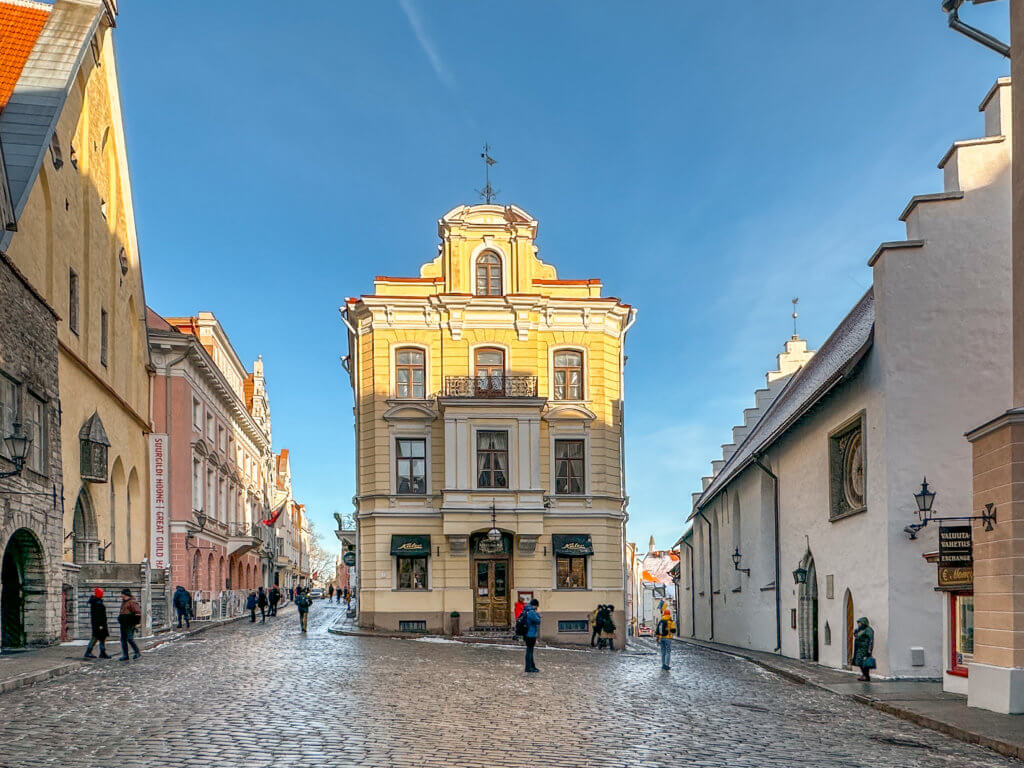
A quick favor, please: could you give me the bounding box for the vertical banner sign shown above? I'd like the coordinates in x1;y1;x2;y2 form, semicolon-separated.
149;434;169;569
938;525;973;588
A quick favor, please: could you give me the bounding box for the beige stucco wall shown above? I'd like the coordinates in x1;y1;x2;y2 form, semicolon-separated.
5;24;151;563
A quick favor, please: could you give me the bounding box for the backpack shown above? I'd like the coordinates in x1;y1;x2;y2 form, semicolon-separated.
514;611;529;637
656;619;668;637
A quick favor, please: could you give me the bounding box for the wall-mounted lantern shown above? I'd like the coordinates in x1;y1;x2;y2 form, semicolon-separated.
0;423;31;479
792;565;808;585
731;547;750;576
79;411;110;482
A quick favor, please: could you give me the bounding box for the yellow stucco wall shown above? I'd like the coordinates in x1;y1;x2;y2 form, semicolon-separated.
6;25;151;564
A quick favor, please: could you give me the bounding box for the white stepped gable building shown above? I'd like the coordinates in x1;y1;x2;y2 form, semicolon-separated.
678;78;1012;689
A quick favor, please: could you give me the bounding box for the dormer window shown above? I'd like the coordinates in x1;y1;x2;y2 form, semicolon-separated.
476;252;501;296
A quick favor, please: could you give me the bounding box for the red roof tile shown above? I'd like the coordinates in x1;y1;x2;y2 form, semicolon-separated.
0;2;50;112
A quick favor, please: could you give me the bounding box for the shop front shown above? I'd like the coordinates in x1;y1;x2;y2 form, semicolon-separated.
925;524;974;695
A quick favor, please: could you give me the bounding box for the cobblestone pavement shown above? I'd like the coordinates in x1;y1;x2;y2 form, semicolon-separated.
0;603;1017;768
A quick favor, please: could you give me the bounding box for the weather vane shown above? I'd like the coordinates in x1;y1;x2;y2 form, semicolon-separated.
792;297;799;337
477;143;497;204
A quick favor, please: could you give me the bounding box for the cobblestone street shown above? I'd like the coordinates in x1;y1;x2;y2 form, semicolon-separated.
0;602;1017;768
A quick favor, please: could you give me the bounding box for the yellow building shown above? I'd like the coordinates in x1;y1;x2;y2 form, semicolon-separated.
0;1;152;600
341;204;636;644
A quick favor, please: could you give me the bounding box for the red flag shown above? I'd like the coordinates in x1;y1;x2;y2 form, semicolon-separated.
262;498;287;526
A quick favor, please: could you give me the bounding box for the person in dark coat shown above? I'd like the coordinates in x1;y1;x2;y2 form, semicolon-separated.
117;588;141;661
246;591;257;622
84;588;110;659
523;599;541;673
172;586;191;629
268;585;281;616
852;616;875;681
328;584;335;602
295;588;312;633
256;586;268;623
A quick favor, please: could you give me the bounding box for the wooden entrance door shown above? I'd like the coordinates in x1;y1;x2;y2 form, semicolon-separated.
474;559;510;628
845;591;855;666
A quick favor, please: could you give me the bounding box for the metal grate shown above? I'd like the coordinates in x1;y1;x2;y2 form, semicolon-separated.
558;620;588;633
399;620;427;633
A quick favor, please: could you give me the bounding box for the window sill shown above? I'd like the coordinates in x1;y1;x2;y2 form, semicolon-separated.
731;587;741;594
22;467;49;484
392;588;432;592
554;588;591;592
829;507;867;523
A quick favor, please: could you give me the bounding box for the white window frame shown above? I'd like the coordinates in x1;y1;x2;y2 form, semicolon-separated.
548;346;588;402
25;395;45;473
468;342;511;379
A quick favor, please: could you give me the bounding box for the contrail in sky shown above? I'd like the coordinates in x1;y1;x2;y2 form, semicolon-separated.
398;0;456;92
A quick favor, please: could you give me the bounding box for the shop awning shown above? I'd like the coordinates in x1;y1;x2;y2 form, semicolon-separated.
552;534;593;556
390;534;431;557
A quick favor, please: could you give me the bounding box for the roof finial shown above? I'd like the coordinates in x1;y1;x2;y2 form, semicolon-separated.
477;143;497;204
792;297;799;338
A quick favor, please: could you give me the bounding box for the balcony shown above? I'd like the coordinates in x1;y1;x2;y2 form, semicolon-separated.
443;375;538;398
226;522;262;558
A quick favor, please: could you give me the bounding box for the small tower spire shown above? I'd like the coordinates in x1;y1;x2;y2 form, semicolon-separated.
791;297;799;338
477;143;498;204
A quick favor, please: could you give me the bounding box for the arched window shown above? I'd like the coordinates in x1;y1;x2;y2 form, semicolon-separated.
475;252;502;296
395;348;425;399
474;347;505;395
553;350;583;401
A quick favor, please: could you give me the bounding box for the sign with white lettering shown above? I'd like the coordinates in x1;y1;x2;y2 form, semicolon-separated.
149;434;169;569
939;526;972;566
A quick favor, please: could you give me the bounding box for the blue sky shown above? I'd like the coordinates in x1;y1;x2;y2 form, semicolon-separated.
117;2;1009;553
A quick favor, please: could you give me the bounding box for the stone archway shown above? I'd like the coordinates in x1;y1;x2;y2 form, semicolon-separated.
798;552;819;661
1;528;47;648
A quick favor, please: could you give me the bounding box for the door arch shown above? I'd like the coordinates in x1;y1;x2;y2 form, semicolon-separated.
1;528;47;648
797;552;819;661
72;487;98;563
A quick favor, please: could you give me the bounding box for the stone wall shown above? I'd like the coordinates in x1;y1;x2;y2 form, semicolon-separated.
0;255;62;647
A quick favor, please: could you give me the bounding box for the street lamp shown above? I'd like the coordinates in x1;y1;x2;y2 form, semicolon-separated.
0;423;32;479
792;565;808;585
731;547;750;576
486;501;501;541
914;477;936;521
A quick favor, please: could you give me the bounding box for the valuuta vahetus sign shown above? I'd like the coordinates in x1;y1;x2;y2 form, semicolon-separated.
938;525;972;565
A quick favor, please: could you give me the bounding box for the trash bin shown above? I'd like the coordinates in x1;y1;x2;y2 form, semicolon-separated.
450;611;460;636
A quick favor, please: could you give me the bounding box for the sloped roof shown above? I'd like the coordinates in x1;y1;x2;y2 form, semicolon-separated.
691;288;875;517
0;1;50;110
0;0;104;235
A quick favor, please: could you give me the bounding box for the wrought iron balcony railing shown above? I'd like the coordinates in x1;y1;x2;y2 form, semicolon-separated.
443;375;538;398
228;522;260;538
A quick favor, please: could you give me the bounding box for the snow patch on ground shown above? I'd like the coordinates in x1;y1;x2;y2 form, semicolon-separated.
413;636;461;645
60;640;89;647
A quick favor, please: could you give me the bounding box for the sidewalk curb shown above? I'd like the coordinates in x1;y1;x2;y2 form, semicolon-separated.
676;638;1023;761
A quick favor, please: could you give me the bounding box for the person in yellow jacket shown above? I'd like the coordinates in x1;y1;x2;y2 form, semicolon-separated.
655;608;676;671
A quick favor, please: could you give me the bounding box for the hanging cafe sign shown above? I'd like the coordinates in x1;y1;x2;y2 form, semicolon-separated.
937;525;973;589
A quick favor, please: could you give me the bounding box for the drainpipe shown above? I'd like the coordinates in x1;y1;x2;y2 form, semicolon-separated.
696;509;714;640
753;455;782;653
682;538;696;638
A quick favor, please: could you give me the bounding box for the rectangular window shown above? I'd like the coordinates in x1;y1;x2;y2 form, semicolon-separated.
399;620;427;632
100;309;108;367
0;376;16;459
69;269;79;335
218;425;225;452
397;556;428;590
192;460;202;510
206;413;214;441
476;430;508;488
558;620;589;633
192;399;202;430
554;439;585;494
396;438;426;494
25;396;44;473
556;555;587;589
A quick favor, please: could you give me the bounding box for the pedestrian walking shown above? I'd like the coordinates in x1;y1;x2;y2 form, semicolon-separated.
246;590;257;622
589;604;602;648
295;587;311;633
598;605;617;651
257;586;268;623
523;598;541;673
84;588;110;659
289;586;294;602
328;584;335;602
655;608;675;670
117;588;142;661
269;584;281;616
172;585;191;629
343;587;350;605
852;616;876;681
